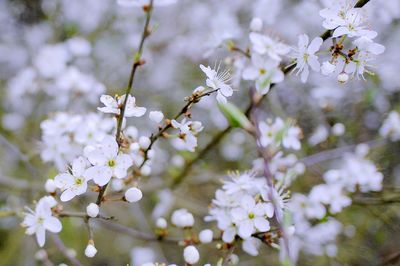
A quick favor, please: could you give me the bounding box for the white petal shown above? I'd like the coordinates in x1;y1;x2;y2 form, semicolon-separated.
307;37;323;54
308;56;321;72
72;156;87;177
216;92;227;103
238;220;254;239
100;94;117;108
54;173;74;190
332;27;349;38
253;217;270;232
125;106;146;117
298;34;309;49
86;166;113;186
240;195;255;210
60;189;76;202
222;227;236;243
36;226;46;247
300;66;309;83
44;217;62;233
242;66;258;80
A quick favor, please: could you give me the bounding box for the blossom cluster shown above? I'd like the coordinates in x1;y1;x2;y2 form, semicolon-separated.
205;172;280;256
0;0;395;264
287;145;383;261
3;38;104;131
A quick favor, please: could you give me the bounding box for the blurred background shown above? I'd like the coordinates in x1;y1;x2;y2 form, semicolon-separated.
1;0;400;265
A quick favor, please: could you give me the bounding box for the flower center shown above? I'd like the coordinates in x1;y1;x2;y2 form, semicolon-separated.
108;159;116;167
37;216;44;225
248;212;255;219
74;176;84;185
259;68;267;75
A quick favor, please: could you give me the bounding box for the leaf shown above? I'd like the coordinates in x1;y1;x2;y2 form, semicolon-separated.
218;102;253;131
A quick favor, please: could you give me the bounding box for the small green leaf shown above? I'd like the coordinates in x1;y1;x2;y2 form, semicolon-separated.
218;102;253;131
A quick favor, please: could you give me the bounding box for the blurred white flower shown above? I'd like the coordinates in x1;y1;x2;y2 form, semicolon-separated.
249;33;290;61
171;209;194;228
22;196;62;247
380;111;400;141
242;54;284;94
183;245;200;265
293;34;323;83
117;0;177;7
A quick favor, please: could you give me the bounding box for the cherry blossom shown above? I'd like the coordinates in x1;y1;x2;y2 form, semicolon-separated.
85;136;133;186
54;156;91;202
21;196;62;247
200;64;233;103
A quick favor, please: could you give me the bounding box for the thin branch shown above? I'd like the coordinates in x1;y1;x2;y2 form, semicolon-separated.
221;245;236;266
115;0;155;140
301;139;385;166
0;133;42;177
51;234;82;266
95;219;180;243
96;0;155;206
139;89;219;170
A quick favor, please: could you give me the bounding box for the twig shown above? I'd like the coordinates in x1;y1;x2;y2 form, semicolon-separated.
51;234;82;266
221;245;235;266
301;139;385;166
95;219;180;243
139;89;219;170
0;133;42;177
249;88;292;264
96;0;155;206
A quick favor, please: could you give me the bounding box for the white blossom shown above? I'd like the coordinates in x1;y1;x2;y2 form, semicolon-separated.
54;156;91;202
200;64;233;103
98;94;146;118
293;34;323;83
85;136;133;186
21;196;62;247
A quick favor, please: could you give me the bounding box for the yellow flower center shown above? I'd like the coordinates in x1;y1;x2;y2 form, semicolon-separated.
74;177;84;185
108;159;116;167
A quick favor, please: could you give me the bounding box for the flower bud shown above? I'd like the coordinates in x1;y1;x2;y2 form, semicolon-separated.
44;179;57;193
140;165;152;176
86;203;99;218
183;245;200;264
199;229;213;243
125;187;143;202
337;73;349;84
84;243;97;258
171;209;194;228
139;136;151;149
156;217;167;229
332;123;345;136
321;61;335;76
149;111;164;123
250;17;263;32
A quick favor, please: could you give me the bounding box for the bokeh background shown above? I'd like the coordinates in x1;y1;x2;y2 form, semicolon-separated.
1;0;400;265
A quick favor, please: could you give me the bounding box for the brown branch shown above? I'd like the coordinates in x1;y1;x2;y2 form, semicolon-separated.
139;89;219;170
96;0;155;206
